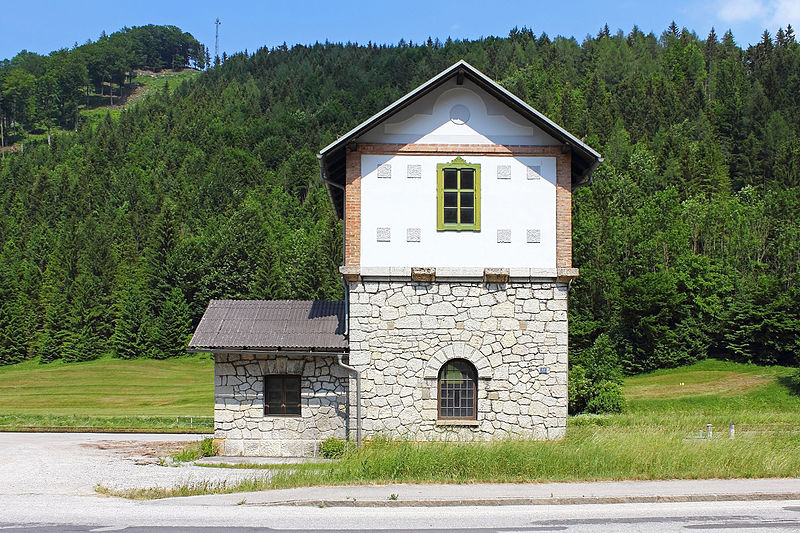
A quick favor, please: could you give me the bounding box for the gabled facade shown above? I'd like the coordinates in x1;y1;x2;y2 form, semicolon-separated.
191;61;601;456
318;60;601;443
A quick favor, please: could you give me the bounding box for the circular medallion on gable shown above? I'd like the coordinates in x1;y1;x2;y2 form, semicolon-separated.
449;104;471;125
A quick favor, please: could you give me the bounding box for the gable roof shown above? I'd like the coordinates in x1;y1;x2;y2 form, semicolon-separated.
189;300;347;352
318;60;603;217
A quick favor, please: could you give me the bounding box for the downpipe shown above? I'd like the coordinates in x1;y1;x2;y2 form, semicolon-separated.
336;354;361;447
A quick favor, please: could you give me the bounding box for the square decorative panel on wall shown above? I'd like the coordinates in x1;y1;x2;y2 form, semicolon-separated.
527;229;541;243
407;164;422;179
407;228;421;242
497;229;511;243
496;165;512;179
527;165;541;180
377;164;392;178
376;227;391;242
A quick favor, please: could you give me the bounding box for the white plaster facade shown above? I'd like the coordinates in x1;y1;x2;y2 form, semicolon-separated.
360;153;557;268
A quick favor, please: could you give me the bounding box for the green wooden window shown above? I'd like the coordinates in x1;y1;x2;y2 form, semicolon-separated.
264;375;301;416
437;157;481;231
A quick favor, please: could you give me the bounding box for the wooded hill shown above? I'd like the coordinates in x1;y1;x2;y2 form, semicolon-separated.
0;24;798;379
0;25;206;142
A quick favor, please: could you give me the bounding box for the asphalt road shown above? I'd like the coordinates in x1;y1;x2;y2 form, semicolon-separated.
1;432;799;532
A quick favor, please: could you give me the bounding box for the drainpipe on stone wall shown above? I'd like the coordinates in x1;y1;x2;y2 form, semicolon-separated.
336;354;361;447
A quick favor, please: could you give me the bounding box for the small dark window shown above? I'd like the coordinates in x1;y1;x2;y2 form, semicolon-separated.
264;375;301;416
438;359;477;419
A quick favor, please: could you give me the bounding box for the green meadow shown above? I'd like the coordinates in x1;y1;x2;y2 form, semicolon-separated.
0;355;213;432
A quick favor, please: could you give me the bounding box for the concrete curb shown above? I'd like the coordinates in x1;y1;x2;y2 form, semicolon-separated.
157;479;800;508
254;492;800;507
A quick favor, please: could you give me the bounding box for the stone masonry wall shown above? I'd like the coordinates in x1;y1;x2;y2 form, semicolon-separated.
348;280;568;441
214;354;349;456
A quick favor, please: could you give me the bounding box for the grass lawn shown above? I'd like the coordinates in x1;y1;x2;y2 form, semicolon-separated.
0;355;213;432
95;359;800;498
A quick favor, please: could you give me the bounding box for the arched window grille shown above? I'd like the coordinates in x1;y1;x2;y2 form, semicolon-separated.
437;359;477;419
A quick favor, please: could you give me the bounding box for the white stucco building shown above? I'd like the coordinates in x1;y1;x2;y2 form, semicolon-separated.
190;60;602;456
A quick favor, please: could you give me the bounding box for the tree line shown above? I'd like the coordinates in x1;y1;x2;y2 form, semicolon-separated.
0;24;797;387
0;25;206;143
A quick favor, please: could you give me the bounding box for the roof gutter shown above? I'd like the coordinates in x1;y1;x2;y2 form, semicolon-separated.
317;153;345;191
186;348;348;356
575;155;604;188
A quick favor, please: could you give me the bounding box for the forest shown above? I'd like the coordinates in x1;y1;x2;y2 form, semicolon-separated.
0;25;207;143
0;23;798;393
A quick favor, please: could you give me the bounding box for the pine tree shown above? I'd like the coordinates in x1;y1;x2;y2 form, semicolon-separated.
110;277;150;360
148;287;191;359
0;299;27;365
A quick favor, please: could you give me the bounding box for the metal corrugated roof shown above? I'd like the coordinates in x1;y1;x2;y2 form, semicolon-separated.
318;60;603;217
189;300;347;351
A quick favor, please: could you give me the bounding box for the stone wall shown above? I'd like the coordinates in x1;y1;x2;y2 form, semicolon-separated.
214;353;349;456
348;280;568;441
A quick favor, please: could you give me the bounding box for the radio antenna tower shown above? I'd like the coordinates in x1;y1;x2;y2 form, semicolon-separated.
215;18;221;60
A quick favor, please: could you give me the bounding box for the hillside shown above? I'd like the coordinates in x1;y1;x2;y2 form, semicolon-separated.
0;24;798;377
0;25;206;147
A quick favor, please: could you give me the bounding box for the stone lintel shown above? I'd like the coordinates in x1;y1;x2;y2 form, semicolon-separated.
411;267;436;282
556;267;580;281
483;267;509;283
339;265;361;282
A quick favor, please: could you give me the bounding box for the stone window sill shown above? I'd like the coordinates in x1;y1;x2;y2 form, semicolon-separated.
435;420;479;427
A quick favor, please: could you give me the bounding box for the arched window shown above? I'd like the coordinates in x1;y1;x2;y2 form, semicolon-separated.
438;359;477;419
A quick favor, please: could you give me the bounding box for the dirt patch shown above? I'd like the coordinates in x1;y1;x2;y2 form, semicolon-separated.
82;439;197;465
626;372;772;400
133;68;196;77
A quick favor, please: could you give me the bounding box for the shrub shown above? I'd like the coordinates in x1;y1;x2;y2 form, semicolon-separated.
570;334;627;415
789;368;800;395
585;381;626;414
321;437;346;459
568;365;591;414
200;437;218;457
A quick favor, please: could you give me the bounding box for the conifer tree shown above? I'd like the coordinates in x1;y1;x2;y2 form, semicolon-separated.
148;287;191;359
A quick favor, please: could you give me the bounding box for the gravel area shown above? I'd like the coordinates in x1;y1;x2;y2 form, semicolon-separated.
0;432;274;496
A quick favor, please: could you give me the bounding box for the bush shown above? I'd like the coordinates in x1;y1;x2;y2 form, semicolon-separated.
569;335;627;415
200;437;218;457
585;381;626;414
321;437;346;459
572;334;623;384
788;368;800;395
568;365;592;414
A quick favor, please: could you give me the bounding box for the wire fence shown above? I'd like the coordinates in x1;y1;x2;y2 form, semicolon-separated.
175;416;214;429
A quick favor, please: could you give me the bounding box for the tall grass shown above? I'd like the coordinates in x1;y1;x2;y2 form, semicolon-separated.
100;359;800;499
109;429;800;499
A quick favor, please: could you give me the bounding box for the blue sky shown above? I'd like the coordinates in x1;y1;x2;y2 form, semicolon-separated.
3;0;800;62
